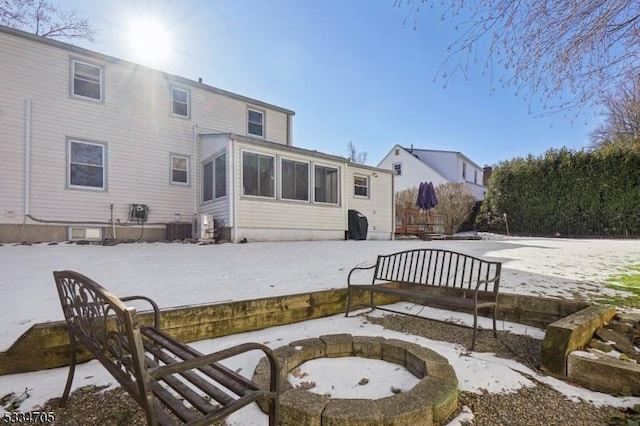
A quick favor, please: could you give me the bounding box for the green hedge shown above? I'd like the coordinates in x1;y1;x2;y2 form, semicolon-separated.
477;146;640;237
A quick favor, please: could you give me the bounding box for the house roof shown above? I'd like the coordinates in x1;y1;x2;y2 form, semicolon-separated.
0;24;295;116
200;132;393;174
401;147;484;170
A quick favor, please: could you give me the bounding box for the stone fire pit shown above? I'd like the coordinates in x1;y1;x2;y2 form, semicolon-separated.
252;334;459;426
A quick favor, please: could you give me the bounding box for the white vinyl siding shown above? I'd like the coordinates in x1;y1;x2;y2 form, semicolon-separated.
0;28;293;228
348;166;394;238
198;135;230;225
67;139;106;190
171;87;190;118
234;143;346;235
170;154;189;185
70;58;103;101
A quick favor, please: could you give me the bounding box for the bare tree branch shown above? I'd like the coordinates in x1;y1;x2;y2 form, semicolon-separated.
0;0;95;42
590;77;640;151
347;141;368;164
396;0;640;115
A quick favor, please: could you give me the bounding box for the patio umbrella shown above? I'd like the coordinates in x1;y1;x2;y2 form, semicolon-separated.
416;182;428;210
427;181;438;208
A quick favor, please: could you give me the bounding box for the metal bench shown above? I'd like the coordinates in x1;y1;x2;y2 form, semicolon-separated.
53;270;280;425
345;249;502;350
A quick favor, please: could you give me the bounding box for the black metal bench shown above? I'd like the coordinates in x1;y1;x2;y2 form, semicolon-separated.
53;270;280;425
345;249;502;350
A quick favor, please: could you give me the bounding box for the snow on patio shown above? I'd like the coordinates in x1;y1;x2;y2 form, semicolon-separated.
1;235;640;423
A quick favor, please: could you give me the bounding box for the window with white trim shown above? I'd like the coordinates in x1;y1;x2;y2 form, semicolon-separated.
68;140;106;190
462;162;467;179
247;108;264;137
281;159;309;201
354;175;369;197
392;162;402;175
202;160;213;202
172;87;190;117
242;151;274;197
214;153;227;198
71;59;103;101
171;155;189;185
474;169;478;184
314;165;339;204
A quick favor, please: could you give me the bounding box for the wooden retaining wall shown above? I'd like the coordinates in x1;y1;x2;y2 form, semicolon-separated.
0;289;589;376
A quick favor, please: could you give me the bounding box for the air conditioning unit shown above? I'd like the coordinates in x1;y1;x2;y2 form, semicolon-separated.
196;214;215;240
129;204;149;222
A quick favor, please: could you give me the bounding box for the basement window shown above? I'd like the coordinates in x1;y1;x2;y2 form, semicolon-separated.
68;227;102;241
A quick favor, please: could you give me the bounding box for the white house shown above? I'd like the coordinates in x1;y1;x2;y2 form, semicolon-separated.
378;145;487;200
0;25;393;243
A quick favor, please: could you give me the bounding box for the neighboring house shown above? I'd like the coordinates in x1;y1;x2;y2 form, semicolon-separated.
0;25;393;243
378;145;487;200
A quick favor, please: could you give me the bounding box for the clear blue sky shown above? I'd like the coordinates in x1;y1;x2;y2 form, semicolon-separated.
56;0;600;167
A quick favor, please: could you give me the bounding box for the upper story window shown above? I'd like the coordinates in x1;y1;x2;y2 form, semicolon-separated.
354;175;369;198
462;162;467;180
314;165;339;204
247;108;264;138
393;162;402;176
172;87;190;118
170;154;189;185
474;169;478;184
68;139;106;190
242;151;274;197
281;159;309;201
71;59;103;101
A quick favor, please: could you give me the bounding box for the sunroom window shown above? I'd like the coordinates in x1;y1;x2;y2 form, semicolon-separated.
243;151;274;197
281;159;309;201
314;165;339;204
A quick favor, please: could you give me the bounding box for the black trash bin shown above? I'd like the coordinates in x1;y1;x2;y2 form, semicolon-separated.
347;209;368;240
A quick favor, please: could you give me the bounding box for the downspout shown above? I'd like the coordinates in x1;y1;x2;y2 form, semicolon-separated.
287;114;292;146
391;171;396;240
229;138;238;242
192;124;198;219
24;99;31;216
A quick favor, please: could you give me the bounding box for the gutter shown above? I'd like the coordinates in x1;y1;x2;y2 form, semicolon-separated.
24;99;31;216
192;124;198;220
229;138;238;242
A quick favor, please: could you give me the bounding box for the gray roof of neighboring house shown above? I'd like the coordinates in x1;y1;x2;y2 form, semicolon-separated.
0;24;295;116
402;147;484;170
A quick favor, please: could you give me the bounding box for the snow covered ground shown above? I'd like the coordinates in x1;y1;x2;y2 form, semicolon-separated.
1;235;639;424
